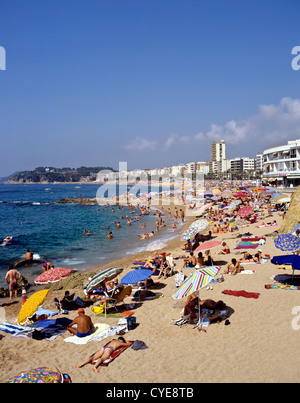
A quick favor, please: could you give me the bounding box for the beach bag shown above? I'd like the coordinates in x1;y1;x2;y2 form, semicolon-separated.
92;305;104;314
127;316;136;330
117;318;128;333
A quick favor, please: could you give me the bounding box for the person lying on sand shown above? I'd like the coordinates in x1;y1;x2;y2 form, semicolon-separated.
183;293;226;322
76;337;133;373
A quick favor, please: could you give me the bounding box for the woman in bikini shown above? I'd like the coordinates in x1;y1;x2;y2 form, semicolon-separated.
76;337;132;373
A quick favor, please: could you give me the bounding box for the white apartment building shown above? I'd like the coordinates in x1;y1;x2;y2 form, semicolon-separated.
263;139;300;186
255;153;263;171
210;140;226;173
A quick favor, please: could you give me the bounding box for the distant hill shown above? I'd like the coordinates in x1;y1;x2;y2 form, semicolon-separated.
6;166;116;184
0;171;21;183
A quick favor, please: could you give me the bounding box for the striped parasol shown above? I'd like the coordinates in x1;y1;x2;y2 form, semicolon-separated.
172;268;219;300
180;228;199;241
188;219;209;232
84;267;123;293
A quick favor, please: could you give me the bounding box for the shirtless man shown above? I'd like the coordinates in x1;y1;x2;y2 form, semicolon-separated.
5;264;21;300
66;308;94;338
76;337;133;373
25;249;33;261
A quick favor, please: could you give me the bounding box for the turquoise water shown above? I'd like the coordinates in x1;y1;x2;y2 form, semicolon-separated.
0;184;181;288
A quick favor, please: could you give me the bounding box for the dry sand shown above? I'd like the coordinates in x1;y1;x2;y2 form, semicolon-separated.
1;210;300;383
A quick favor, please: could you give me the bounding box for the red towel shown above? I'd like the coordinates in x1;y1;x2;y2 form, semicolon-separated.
222;289;260;299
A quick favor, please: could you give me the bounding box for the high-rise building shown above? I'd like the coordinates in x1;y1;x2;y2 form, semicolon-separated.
210;140;226;173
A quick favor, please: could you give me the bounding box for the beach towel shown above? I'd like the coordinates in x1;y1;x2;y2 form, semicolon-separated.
222;290;260;299
256;223;277;228
265;284;300;290
240;270;255;274
0;322;27;335
235;242;260;250
64;323;117;345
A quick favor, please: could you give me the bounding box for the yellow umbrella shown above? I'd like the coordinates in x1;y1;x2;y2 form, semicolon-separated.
17;289;49;325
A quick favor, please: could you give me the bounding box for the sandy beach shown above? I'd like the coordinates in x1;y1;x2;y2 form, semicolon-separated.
1;204;300;384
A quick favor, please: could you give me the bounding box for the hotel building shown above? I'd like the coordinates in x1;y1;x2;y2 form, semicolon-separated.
262;139;300;187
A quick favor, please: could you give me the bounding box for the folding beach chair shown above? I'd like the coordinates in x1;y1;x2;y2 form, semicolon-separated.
105;285;133;312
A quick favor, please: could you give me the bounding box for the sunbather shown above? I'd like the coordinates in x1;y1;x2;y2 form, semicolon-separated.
217;242;230;255
76;337;133;373
183;293;226;322
223;258;241;275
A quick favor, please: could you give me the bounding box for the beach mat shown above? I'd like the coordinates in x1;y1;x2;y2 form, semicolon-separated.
222;290;260;299
93;310;134;318
265;284;300;290
234;242;260;250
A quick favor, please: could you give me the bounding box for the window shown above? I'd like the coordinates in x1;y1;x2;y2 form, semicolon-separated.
290;149;296;159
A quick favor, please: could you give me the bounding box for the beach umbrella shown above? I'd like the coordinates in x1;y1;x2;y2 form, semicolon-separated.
84;267;123;293
121;268;153;285
189;219;209;232
271;254;300;280
238;206;254;217
274;234;300;252
276;197;290;204
271;192;282;200
195;265;221;277
17;289;49;325
180;227;199;241
34;267;73;285
204;190;213;198
222;190;232;198
233;192;248;198
273;194;290;203
194;240;222;252
172;270;214;300
3;367;69;384
146;241;167;251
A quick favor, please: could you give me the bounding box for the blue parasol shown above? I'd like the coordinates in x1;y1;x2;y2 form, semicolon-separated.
274;234;300;252
271;254;300;280
121;269;153;285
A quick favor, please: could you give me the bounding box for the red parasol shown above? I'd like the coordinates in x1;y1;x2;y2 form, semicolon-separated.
34;267;73;285
237;206;254;217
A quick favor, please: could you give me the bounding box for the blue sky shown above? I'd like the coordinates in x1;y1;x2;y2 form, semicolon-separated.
1;0;300;176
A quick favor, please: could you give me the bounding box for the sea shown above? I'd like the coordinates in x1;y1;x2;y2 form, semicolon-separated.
0;184;183;289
